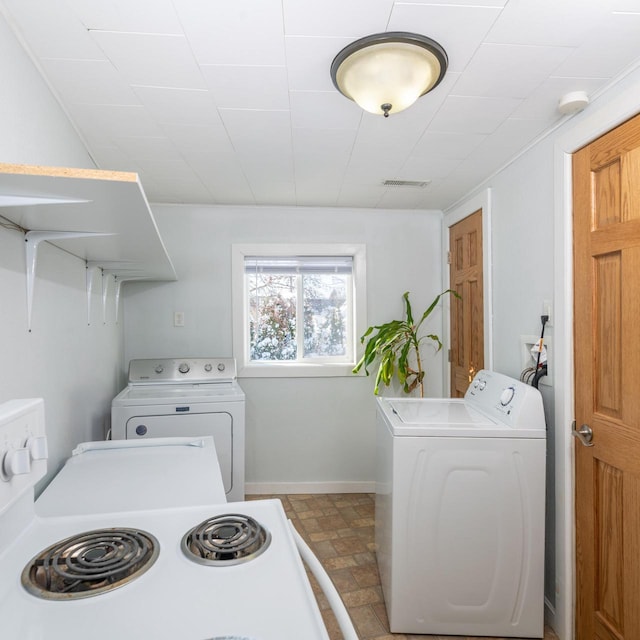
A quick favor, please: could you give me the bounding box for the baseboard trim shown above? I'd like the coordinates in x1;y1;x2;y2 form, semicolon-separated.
245;481;375;495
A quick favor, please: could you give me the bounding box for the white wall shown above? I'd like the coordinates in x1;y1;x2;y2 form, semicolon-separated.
488;138;555;378
123;204;444;490
480;134;559;623
0;13;89;166
0;11;123;488
445;132;561;634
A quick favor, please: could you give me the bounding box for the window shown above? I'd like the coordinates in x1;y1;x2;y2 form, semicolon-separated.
232;244;366;377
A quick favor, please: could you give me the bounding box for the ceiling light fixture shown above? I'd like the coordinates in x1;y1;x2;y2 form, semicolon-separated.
331;32;448;118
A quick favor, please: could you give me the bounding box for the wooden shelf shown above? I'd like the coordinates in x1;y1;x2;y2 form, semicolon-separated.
0;163;176;330
0;162;176;280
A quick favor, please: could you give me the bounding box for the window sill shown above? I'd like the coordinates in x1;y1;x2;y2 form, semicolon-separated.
237;361;357;378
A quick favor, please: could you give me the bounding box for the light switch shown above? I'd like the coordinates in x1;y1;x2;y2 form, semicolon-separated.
174;311;185;327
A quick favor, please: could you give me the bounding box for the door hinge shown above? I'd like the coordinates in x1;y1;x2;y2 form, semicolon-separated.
447;251;452;264
448;348;452;362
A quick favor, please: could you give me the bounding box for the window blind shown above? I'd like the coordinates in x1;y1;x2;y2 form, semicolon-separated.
244;256;353;275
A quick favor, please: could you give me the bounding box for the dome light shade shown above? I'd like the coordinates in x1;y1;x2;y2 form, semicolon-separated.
331;32;448;117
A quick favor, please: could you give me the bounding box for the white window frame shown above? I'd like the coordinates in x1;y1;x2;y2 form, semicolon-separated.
232;244;367;378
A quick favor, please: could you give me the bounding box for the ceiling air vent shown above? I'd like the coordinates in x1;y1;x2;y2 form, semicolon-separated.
383;179;431;188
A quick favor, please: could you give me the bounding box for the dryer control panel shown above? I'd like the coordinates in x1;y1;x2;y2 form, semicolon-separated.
465;370;545;431
128;358;237;385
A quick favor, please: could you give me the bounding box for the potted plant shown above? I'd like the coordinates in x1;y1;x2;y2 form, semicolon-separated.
353;290;457;397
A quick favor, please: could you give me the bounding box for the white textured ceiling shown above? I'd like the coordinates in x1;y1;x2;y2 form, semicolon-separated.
2;0;640;210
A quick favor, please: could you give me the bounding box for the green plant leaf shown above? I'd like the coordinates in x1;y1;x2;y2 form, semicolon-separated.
417;288;457;325
425;333;443;351
402;291;414;325
397;340;411;383
353;289;458;396
359;326;374;342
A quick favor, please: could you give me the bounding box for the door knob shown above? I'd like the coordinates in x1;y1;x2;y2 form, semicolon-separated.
572;421;594;447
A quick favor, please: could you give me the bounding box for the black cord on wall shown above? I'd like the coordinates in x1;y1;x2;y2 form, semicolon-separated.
532;315;549;389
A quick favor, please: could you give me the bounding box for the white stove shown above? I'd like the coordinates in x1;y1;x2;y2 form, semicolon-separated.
0;399;358;640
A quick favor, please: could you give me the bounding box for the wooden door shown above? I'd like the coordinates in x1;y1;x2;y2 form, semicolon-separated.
449;209;484;397
573;113;640;640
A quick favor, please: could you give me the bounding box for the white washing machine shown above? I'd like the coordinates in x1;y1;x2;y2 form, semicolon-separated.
111;357;245;502
376;369;546;638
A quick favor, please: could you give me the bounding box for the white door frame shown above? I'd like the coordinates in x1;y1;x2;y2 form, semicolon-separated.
442;188;493;397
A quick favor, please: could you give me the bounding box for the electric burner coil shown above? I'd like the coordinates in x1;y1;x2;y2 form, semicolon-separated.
21;528;159;600
181;514;271;566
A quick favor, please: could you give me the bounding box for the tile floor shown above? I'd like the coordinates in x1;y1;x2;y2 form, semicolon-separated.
248;493;559;640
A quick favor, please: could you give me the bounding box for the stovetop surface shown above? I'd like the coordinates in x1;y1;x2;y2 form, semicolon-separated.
0;499;328;640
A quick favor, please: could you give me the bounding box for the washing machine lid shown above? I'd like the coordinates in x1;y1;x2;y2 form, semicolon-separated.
378;398;544;438
35;437;227;516
389;398;494;425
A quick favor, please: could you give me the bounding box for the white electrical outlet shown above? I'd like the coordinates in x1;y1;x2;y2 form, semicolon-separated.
543;300;552;326
174;311;185;327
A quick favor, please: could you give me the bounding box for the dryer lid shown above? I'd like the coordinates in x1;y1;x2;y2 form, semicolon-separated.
112;380;245;405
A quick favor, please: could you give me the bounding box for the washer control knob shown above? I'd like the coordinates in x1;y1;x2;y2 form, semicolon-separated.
25;435;48;461
2;447;31;480
204;364;213;372
478;380;486;390
500;386;515;406
217;363;225;372
155;364;164;374
178;362;190;374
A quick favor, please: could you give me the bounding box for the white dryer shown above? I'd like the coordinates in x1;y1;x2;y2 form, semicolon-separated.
111;358;245;502
376;369;546;638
